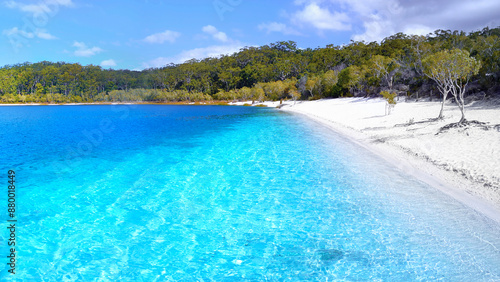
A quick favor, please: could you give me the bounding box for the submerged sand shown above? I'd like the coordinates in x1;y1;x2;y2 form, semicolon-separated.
4;99;499;222
278;98;500;223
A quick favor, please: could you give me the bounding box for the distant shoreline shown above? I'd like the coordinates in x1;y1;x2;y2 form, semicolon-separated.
0;100;286;107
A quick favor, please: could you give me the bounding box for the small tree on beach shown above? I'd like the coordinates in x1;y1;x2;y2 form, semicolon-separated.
381;90;397;115
422;49;482;123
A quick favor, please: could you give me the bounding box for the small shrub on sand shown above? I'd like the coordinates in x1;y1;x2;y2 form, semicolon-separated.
381;90;397;115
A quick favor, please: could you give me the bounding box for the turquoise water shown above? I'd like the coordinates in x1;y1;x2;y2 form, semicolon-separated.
1;105;500;281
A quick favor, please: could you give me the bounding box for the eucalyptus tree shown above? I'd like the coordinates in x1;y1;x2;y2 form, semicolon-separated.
321;70;340;97
369;55;400;91
1;27;499;104
338;65;366;96
423;49;482;122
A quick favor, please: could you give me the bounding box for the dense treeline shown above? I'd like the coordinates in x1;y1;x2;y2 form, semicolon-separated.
1;27;499;103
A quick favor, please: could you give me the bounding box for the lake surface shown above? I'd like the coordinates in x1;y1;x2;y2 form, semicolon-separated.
1;105;499;281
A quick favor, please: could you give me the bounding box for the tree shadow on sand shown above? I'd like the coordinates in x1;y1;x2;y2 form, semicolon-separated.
437;120;500;135
394;117;500;135
394;117;440;128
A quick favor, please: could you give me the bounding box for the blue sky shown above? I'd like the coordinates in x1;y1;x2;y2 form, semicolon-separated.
1;0;499;70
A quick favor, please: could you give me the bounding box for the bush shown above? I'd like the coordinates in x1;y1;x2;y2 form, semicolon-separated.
381;90;397;104
381;90;397;115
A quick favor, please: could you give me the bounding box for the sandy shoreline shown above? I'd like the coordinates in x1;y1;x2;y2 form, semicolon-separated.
280;98;500;223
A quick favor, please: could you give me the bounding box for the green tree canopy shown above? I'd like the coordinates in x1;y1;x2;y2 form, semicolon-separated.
423;49;482;122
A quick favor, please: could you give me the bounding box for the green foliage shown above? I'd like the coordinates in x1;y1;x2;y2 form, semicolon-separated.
0;26;499;103
423;49;481;84
422;48;482;121
338;65;366;95
369;55;400;89
95;89;213;102
321;70;339;97
381;91;397;105
381;90;397;115
252;86;265;102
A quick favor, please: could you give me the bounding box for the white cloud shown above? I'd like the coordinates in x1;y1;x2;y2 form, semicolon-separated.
258;22;301;35
292;3;351;31
100;59;117;68
142;43;244;69
73;41;103;57
176;44;242;61
269;0;500;41
402;25;435;38
258;22;286;33
3;27;34;38
5;0;74;15
2;27;57;40
334;0;500;42
202;25;229;42
35;29;57;39
4;0;70;46
143;30;181;44
351;14;389;42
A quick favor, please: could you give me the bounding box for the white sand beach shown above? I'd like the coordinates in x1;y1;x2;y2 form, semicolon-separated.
279;98;500;222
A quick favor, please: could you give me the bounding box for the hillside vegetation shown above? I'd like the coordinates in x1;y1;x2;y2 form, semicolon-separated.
1;27;499;103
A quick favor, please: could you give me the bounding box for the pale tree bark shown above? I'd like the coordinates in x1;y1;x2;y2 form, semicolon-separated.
423;49;481;124
428;70;451;120
449;75;469;123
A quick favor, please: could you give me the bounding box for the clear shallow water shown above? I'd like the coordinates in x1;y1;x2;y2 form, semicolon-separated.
0;105;499;281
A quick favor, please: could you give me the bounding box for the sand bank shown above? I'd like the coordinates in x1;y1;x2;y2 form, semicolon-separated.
280;98;500;223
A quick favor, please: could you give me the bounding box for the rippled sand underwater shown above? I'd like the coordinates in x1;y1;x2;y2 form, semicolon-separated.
1;105;499;280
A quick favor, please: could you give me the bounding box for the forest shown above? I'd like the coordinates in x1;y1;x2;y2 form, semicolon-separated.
0;26;499;103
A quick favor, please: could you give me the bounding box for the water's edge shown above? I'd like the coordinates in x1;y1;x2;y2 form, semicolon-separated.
283;109;500;225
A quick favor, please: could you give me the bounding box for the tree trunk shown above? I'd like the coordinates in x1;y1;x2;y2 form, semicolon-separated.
459;107;466;123
454;96;466;123
438;93;446;119
458;98;466;123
